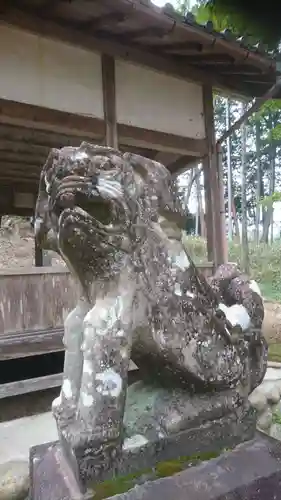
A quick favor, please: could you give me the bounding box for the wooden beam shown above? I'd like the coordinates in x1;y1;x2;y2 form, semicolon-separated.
0;373;63;399
203;84;221;266
0;151;45;165
0;124;91;150
183;54;235;64
167;156;191;175
216;143;228;263
217;77;281;145
202;156;213;261
0;139;51;156
0;163;40;175
82;12;127;31
0;99;207;156
118;123;207;155
0;206;35;216
0;176;39;185
111;26;168;42
155;41;203;54
154;152;180;166
102;54;118;148
0;98;105;138
0;183;37;195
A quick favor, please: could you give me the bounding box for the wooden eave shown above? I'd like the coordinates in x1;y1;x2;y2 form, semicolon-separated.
1;0;281;98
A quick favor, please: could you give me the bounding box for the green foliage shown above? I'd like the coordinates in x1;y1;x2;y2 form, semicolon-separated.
260;192;281;207
268;344;281;363
183;236;281;302
200;0;281;48
272;409;281;425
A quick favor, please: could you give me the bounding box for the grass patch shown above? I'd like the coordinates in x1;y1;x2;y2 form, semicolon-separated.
272;410;281;425
182;236;281;302
90;450;224;499
268;344;281;363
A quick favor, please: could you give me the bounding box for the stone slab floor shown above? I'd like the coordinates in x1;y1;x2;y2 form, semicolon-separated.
0;412;57;466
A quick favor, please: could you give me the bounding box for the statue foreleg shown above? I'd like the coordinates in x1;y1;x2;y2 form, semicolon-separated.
52;299;90;427
75;292;133;470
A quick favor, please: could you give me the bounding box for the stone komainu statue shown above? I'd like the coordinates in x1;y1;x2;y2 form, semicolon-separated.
34;143;267;483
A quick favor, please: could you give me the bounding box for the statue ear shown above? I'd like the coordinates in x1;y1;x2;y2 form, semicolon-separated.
123;152;150;181
124;152;186;230
40;148;59;193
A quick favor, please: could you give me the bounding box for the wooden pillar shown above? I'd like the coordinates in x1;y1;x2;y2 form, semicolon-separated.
202;156;213;261
216;143;228;263
202;85;227;268
101;54;118;148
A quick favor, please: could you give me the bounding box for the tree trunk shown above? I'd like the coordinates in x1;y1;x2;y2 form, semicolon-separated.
232;200;240;242
260;114;276;244
226;98;233;240
183;168;196;207
261;155;275;243
241;107;250;274
255;119;261;244
194;166;205;237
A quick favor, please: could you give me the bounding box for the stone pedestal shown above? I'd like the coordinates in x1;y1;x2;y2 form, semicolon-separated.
30;433;281;500
30;383;257;500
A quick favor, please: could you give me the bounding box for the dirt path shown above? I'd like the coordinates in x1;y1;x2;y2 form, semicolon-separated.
263;300;281;344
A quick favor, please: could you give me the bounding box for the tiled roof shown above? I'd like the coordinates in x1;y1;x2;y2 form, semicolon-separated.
153;1;279;60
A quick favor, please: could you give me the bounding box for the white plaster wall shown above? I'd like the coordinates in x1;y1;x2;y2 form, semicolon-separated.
115;60;205;139
0;25;104;118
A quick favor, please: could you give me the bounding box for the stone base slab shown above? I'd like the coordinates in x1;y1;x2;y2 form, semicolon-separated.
29;406;256;500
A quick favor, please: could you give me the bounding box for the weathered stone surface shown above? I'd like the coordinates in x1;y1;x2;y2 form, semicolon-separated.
108;434;281;500
249;369;281;435
249;389;267;412
30;405;256;500
0;461;29;500
33;143;268;491
269;423;281;440
257;408;273;431
267;385;281;403
30;434;281;500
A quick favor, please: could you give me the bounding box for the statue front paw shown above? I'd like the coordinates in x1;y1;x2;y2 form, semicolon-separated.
52;395;77;428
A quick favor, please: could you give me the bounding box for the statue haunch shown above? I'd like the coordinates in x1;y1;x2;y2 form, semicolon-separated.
34;142;267;458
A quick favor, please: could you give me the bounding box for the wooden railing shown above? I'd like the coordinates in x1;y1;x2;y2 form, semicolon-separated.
0;267;77;360
0;262;214;397
0;263;214;361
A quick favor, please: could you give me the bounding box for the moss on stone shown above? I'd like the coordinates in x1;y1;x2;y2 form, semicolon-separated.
90;449;226;499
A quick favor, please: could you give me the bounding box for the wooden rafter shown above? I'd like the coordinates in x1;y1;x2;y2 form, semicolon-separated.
102;54;118;148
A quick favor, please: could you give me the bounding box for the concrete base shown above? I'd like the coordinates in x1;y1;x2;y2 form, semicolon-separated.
112;433;281;500
30;434;281;500
30;406;256;500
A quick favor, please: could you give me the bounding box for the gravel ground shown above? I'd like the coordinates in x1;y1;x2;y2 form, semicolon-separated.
0;217;65;268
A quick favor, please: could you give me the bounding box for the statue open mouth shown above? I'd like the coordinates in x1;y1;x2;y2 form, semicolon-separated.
46;173;130;251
